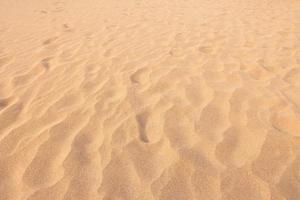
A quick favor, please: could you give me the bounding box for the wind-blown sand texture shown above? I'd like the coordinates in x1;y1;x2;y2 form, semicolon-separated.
1;0;300;199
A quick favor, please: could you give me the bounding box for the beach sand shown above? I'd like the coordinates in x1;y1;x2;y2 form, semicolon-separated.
1;0;300;199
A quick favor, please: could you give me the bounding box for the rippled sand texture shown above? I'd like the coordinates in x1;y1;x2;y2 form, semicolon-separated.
1;0;300;199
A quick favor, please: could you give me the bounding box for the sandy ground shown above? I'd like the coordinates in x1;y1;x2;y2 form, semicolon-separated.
0;0;300;199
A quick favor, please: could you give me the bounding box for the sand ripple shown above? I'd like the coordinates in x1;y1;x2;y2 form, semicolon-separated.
1;0;300;199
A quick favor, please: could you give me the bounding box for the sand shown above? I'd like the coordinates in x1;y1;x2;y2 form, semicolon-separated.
0;0;300;199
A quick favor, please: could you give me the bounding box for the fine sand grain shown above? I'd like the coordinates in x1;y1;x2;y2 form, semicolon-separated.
1;0;300;199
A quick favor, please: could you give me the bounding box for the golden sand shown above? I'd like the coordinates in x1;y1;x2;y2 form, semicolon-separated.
0;0;300;199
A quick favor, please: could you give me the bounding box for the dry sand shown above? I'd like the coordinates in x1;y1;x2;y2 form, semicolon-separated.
1;0;300;199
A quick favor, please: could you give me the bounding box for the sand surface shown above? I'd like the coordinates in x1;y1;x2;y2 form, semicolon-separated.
1;0;300;199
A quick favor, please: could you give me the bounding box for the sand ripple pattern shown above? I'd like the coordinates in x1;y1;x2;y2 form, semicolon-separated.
1;0;300;199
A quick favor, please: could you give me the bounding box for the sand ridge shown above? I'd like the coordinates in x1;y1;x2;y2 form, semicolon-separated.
1;0;300;199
